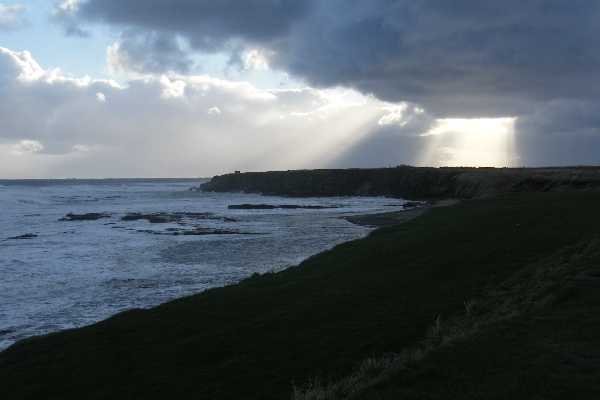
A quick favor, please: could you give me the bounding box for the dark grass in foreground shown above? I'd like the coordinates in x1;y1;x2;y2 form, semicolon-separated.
2;192;600;399
294;239;600;399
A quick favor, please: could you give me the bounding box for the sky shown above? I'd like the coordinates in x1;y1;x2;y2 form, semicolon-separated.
0;1;599;178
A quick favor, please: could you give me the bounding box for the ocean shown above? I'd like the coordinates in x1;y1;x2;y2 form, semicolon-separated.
0;179;405;349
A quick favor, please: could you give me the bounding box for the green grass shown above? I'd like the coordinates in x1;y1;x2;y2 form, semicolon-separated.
2;192;600;399
294;238;600;399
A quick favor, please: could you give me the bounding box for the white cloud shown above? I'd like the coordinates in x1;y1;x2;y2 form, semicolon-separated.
11;139;44;155
106;42;125;74
0;47;44;81
207;106;221;115
57;0;80;13
72;144;91;152
0;3;25;30
2;46;418;178
242;49;271;71
378;104;428;127
159;75;186;99
378;104;408;126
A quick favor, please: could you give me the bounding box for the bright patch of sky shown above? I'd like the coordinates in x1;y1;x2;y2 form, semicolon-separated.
1;1;111;78
0;1;298;89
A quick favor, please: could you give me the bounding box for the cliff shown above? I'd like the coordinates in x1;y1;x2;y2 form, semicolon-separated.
200;166;600;199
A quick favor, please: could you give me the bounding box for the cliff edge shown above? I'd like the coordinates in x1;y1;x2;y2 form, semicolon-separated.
200;166;600;199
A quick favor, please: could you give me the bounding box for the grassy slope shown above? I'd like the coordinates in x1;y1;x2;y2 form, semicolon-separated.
2;192;600;399
297;235;600;399
357;301;600;400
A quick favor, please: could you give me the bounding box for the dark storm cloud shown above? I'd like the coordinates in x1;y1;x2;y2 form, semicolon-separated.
329;127;426;169
76;0;600;117
51;1;90;37
79;0;313;51
59;0;600;166
277;0;600;116
109;30;194;74
515;100;600;166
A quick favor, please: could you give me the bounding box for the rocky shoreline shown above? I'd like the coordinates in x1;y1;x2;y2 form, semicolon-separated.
55;211;247;235
343;199;458;227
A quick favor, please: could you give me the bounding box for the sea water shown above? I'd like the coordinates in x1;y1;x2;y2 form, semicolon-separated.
0;179;405;349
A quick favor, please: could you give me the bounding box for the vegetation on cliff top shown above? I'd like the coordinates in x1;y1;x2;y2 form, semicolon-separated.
2;191;600;399
201;166;600;199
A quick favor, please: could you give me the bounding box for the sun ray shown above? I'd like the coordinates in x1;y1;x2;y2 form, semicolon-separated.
419;117;518;167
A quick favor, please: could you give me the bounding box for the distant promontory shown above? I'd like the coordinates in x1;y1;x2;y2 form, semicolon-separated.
201;166;600;199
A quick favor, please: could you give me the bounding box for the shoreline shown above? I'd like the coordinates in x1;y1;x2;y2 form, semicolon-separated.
0;192;401;351
344;199;460;227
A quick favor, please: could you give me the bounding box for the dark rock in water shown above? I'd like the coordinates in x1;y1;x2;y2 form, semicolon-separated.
229;204;277;210
146;215;175;223
122;213;175;223
278;204;336;209
135;227;242;236
6;233;38;240
228;204;337;210
181;212;213;218
403;201;424;209
60;213;110;221
179;228;240;236
122;213;153;222
121;212;216;224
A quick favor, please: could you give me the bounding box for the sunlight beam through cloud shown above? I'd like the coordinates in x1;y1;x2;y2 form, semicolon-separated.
419;118;518;167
